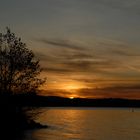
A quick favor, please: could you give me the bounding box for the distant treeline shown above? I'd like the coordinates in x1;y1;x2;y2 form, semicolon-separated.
13;95;140;108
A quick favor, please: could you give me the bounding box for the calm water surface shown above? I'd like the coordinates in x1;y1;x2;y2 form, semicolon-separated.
23;108;140;140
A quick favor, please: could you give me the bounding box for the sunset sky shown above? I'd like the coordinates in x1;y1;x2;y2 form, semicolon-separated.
0;0;140;99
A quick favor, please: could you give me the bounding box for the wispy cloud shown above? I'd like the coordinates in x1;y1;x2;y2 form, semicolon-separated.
43;67;72;73
35;38;140;77
36;38;86;51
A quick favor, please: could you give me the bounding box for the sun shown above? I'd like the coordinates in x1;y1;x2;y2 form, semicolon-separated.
69;96;74;99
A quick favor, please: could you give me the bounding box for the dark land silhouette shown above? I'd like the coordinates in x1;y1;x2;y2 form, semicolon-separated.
13;94;140;108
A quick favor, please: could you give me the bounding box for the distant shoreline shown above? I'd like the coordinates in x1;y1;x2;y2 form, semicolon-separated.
14;95;140;108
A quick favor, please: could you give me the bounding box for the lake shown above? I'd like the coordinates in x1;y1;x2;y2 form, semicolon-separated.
22;107;140;140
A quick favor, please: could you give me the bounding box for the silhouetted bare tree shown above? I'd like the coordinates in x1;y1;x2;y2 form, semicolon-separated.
0;28;45;95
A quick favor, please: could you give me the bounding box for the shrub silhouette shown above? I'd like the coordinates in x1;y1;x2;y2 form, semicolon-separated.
0;27;45;95
0;28;46;136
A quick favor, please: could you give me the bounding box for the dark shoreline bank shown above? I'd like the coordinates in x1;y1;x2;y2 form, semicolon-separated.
0;95;48;140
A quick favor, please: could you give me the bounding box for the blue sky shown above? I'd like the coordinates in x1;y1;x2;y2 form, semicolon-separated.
0;0;140;98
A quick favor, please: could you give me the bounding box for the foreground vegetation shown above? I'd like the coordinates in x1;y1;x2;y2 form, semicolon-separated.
0;28;46;137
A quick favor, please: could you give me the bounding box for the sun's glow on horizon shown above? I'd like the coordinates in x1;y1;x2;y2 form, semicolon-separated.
69;96;74;99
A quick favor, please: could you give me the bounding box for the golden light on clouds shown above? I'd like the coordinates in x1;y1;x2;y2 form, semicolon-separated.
64;84;81;91
62;82;86;91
